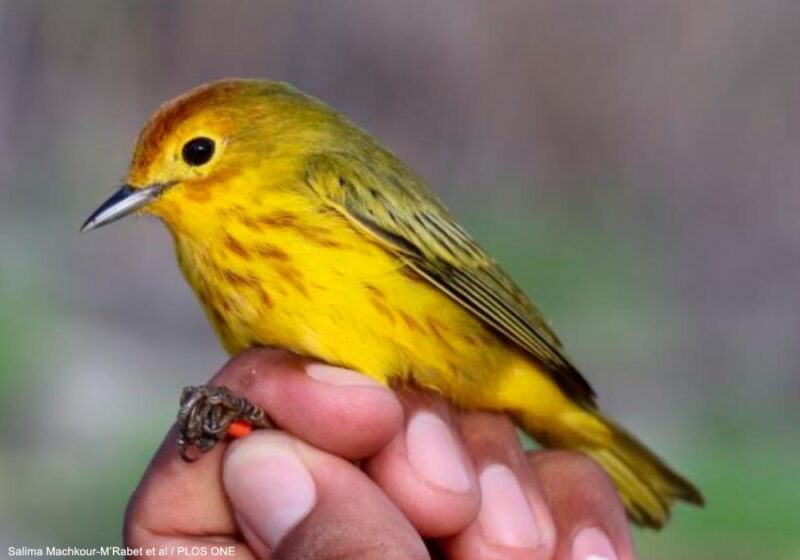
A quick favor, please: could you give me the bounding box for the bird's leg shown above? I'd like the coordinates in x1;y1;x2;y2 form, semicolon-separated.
176;385;273;461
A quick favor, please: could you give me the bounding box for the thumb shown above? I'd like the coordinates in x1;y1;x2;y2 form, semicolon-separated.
223;432;428;560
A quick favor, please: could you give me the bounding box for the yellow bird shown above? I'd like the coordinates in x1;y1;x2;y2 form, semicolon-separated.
82;79;702;528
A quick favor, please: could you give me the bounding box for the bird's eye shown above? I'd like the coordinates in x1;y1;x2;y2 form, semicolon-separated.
182;137;215;166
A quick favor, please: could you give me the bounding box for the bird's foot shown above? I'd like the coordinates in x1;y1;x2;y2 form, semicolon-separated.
176;385;273;461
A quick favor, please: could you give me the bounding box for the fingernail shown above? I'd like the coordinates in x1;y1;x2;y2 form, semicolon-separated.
224;436;316;549
306;363;383;387
477;464;541;549
572;527;618;560
405;411;471;492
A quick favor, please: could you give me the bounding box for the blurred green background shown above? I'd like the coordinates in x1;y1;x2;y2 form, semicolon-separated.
1;1;799;558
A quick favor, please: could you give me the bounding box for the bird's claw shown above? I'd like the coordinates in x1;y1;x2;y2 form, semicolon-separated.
176;385;272;461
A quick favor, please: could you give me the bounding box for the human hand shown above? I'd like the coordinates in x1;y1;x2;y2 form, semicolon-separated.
125;348;636;559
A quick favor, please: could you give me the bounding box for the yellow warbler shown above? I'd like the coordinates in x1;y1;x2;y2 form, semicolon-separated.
82;79;703;528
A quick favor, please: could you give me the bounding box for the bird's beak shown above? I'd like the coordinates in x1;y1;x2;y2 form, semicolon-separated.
80;183;167;233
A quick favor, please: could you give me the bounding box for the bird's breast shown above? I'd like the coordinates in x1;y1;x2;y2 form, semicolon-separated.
172;198;513;396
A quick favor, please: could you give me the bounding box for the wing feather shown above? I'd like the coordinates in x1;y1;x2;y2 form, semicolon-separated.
306;152;595;404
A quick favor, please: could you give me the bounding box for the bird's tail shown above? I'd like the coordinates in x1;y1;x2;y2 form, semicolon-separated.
517;404;704;528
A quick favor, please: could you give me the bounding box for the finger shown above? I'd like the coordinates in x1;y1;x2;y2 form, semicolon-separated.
216;348;404;459
364;389;480;537
124;424;250;558
441;412;556;560
528;451;636;560
125;348;403;548
224;431;429;560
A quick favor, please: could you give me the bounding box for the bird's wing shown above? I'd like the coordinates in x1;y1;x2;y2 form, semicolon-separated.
306;152;595;405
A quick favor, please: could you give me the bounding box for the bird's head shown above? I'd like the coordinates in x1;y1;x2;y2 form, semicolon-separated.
81;79;342;235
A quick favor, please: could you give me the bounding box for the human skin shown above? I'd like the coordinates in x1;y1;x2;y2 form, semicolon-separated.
125;348;636;560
